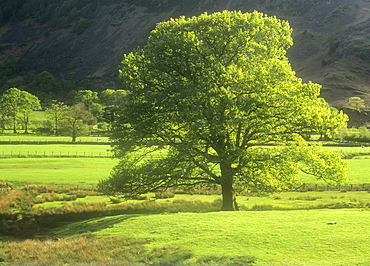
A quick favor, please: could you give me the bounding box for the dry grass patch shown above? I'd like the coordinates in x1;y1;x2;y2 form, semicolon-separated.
2;236;190;265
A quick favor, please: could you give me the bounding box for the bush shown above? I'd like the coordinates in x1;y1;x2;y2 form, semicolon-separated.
155;191;175;199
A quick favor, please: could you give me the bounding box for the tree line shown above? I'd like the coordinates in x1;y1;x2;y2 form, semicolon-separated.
0;87;127;141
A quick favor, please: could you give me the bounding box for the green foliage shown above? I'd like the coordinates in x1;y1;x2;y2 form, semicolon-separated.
75;90;98;109
59;103;96;141
0;87;41;133
101;10;348;211
99;89;128;126
345;96;366;112
336;127;370;143
45;100;68;135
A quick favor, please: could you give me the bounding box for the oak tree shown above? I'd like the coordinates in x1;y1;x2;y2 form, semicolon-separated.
98;11;348;210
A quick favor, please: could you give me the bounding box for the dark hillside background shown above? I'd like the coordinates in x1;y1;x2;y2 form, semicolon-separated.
1;0;370;107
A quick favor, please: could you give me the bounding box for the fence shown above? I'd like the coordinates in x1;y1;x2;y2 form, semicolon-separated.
0;140;110;145
0;150;113;158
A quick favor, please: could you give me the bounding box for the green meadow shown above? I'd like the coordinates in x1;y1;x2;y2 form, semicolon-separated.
51;209;370;266
1;138;370;265
0;157;118;186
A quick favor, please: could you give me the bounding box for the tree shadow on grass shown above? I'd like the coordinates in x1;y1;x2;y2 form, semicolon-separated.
53;214;147;238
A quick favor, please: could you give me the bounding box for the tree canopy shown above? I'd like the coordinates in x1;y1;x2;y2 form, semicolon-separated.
0;87;41;133
98;11;348;211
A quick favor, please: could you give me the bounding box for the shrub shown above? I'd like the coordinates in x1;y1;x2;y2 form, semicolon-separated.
155;191;175;199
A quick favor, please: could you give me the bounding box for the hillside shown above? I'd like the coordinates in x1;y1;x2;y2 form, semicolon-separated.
1;0;370;106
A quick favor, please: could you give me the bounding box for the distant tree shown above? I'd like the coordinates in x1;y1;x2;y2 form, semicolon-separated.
74;90;98;110
75;89;102;120
99;89;128;126
98;11;348;211
18;91;42;133
59;103;96;142
99;89;128;107
29;71;61;96
346;97;366;112
0;88;41;133
45;100;68;135
0;99;9;132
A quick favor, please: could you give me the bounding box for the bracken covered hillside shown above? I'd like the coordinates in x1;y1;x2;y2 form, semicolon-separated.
0;0;370;105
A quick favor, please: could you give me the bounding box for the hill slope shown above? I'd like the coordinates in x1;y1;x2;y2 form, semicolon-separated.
1;0;370;105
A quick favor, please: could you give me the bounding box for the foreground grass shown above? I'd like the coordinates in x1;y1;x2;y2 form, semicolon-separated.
16;209;366;265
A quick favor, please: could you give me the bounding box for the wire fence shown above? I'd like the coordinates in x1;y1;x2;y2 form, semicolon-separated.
1;149;369;159
0;140;110;145
0;150;113;158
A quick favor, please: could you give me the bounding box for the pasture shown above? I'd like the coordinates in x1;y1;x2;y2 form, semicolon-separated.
1;144;369;187
1;137;370;265
0;158;118;186
52;209;370;266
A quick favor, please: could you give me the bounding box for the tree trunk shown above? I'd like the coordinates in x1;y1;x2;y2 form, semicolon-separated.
13;115;17;133
24;115;29;134
221;181;239;211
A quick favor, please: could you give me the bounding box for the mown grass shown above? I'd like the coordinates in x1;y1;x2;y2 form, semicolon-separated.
1;156;369;187
46;209;370;265
0;158;118;186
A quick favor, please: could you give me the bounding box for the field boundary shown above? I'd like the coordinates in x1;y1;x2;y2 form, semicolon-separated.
0;141;111;145
0;153;113;158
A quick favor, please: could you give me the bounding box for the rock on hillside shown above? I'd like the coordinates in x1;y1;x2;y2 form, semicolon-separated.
0;0;370;105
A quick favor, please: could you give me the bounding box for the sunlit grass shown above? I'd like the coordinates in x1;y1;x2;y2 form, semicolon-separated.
51;209;370;265
0;158;118;186
1;157;368;187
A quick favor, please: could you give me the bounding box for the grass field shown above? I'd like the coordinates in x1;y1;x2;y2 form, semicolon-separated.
0;157;118;186
1;137;370;265
1;156;369;187
49;209;370;265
